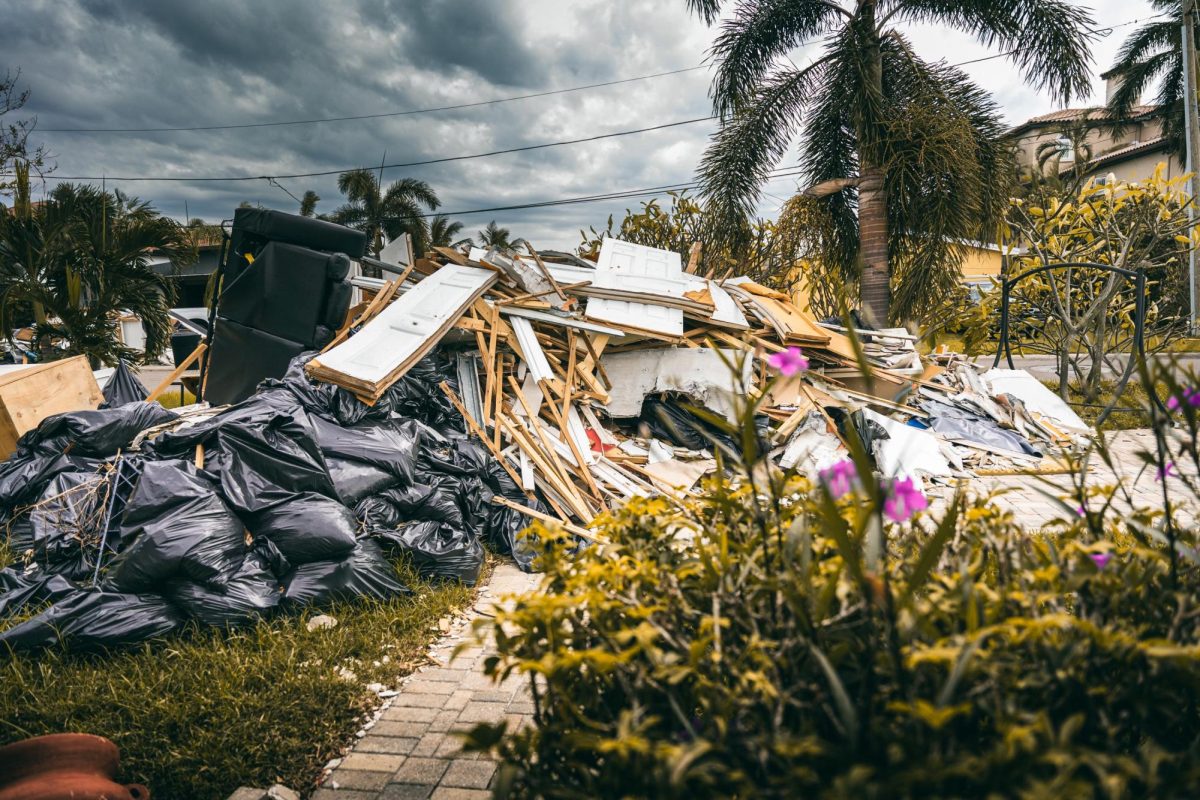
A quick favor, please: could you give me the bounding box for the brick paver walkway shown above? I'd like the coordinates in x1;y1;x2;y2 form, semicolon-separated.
313;429;1184;799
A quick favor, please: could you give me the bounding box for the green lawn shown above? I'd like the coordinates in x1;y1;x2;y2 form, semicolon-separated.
0;555;482;798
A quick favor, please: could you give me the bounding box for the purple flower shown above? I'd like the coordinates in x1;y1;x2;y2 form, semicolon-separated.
883;477;928;523
767;347;809;376
819;459;857;499
1075;505;1087;517
1167;387;1200;411
1089;552;1113;570
1157;461;1177;481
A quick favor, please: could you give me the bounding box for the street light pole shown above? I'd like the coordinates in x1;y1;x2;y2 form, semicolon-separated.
1182;0;1200;332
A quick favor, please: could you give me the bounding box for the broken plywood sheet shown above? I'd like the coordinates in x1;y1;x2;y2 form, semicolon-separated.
643;457;716;495
685;277;749;330
584;239;686;337
601;347;752;422
309;264;496;396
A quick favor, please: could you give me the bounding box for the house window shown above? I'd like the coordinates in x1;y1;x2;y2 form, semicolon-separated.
1056;135;1075;162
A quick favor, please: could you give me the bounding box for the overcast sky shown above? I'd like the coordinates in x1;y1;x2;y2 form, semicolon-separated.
1;0;1161;249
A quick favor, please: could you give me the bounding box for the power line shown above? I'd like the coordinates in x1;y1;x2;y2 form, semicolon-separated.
38;65;710;134
24;116;716;182
374;167;807;221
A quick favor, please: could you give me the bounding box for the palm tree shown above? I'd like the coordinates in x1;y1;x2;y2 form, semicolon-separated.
684;0;1094;323
299;190;320;217
429;214;472;249
1105;1;1192;159
0;168;193;365
475;220;526;251
330;169;440;257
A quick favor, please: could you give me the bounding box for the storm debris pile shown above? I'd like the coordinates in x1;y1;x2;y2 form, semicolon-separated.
0;230;1091;652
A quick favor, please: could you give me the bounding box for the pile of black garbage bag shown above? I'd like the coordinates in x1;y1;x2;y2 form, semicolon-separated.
0;351;545;652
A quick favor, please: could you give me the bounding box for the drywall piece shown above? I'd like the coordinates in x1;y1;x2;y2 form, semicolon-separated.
643;457;715;495
778;414;845;472
601;347;752;422
379;233;413;268
862;408;954;480
499;306;626;337
584;239;686;336
706;280;749;329
982;369;1091;433
312;264;496;391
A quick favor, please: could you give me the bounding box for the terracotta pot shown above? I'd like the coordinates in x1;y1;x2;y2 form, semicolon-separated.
0;733;149;800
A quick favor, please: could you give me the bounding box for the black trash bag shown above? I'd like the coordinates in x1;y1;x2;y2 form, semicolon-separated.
108;461;246;592
372;520;484;585
3;514;33;554
479;458;543;572
0;453;103;511
27;470;111;580
167;542;283;627
826;407;889;465
282;539;410;607
0;569;76;618
310;416;421;485
101;360;149;407
0;589;183;652
249;491;357;565
355;494;403;530
144;391;337;514
639;395;749;457
377;352;463;432
270;351;391;427
325;457;401;505
17;403;178;458
379;482;465;528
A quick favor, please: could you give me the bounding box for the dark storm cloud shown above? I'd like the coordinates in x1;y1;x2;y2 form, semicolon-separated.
4;0;1142;248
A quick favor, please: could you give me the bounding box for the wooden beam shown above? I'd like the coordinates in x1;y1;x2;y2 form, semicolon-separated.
147;342;207;403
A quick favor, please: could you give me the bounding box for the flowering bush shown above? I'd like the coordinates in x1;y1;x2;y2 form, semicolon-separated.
464;362;1200;798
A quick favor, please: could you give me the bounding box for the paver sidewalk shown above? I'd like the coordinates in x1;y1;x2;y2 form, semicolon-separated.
315;564;537;800
315;429;1184;799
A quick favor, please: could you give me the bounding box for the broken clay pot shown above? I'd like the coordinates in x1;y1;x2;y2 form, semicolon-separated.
0;733;149;800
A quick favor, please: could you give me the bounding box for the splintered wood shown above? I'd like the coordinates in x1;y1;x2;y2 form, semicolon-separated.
304;237;1072;533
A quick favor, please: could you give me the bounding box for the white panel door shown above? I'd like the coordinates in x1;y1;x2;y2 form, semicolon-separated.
585;239;687;335
316;264;495;384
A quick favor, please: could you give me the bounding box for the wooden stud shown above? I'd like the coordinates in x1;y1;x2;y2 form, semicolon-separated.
147;342;207;403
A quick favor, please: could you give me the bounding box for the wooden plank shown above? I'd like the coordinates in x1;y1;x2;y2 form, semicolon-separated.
439;381;530;496
0;355;104;458
147;343;208;403
685;242;702;274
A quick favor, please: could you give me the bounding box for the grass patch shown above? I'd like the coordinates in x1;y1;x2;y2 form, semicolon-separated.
0;558;484;799
156;387;198;409
1041;378;1163;431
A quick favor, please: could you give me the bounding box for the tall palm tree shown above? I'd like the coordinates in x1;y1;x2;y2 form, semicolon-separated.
475;220;526;251
0;169;193;365
684;0;1094;323
1105;1;1193;159
429;214;472;249
299;189;320;218
331;169;440;257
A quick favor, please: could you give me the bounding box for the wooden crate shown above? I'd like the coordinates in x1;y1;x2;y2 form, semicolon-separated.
0;356;104;458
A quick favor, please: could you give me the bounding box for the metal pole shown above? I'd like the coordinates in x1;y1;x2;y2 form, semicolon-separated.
1182;0;1200;332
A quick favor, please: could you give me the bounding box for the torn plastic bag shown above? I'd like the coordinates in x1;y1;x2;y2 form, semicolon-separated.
372;520;484;585
27;470;111;580
101;360;149;407
271;351;387;427
377;353;463;432
0;589;183;652
0;569;75;618
167;545;283;627
0;453;103;511
921;398;1041;457
310;416;421;484
282;539;410;607
108;461;246;592
17;403;178;458
325;457;401;505
249;491;357;565
640;396;741;456
379;483;465;528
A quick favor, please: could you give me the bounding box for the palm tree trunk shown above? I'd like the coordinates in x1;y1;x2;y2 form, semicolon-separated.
858;165;890;324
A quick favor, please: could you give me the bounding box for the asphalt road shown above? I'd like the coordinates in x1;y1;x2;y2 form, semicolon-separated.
972;353;1200;381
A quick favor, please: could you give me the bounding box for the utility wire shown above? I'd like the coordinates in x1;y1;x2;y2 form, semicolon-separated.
26;116;716;182
38;65;710;133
